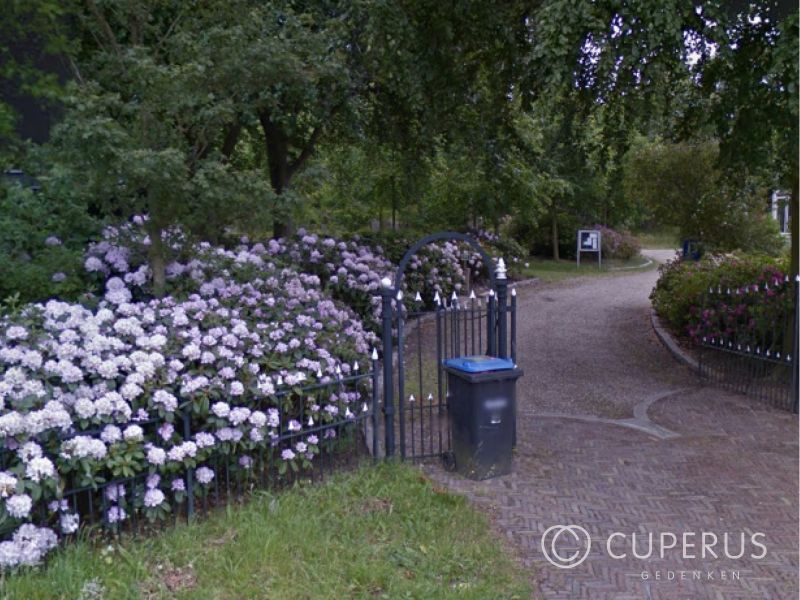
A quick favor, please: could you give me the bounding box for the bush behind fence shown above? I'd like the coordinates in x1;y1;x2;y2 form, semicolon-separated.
695;274;799;411
0;368;378;568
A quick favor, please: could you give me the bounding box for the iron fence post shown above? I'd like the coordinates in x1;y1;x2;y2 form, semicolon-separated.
396;290;406;459
793;276;799;413
496;258;508;358
487;290;496;356
380;278;396;458
182;409;195;520
371;348;380;459
510;287;517;364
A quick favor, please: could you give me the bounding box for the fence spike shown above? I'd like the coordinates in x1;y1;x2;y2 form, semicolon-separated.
308;416;314;426
451;290;458;302
409;394;416;402
434;291;441;305
362;402;368;413
469;290;476;300
427;393;433;401
353;361;359;372
371;348;378;360
414;291;422;303
511;287;517;297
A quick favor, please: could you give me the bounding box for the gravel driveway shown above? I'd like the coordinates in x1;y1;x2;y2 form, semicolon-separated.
425;249;799;599
515;249;689;418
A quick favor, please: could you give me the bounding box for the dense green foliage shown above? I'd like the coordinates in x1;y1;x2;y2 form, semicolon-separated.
2;0;797;298
623;136;785;254
0;180;98;305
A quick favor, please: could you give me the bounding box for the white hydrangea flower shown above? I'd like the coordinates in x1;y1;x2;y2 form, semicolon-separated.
6;493;33;518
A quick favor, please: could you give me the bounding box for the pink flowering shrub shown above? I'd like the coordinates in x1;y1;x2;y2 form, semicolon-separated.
650;253;792;346
591;225;641;260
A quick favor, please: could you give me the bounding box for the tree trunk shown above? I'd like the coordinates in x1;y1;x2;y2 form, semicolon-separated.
258;110;293;238
550;201;560;261
221;122;241;160
144;216;166;299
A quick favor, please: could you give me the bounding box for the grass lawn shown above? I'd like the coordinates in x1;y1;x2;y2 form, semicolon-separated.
510;253;657;283
1;463;532;600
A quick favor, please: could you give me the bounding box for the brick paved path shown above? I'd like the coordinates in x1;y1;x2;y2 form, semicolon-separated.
425;251;799;599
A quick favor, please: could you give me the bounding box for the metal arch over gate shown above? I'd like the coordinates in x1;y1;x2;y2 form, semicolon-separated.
378;231;517;460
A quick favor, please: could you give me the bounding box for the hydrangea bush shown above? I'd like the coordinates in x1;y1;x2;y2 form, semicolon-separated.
0;217;510;570
0;223;377;569
651;253;794;363
591;225;641;261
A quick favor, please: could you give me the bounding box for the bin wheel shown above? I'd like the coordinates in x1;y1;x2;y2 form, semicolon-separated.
442;451;456;472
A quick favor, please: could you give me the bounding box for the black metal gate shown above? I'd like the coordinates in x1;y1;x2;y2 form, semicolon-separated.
378;232;517;461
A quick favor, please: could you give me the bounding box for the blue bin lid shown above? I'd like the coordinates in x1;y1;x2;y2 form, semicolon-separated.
442;355;516;373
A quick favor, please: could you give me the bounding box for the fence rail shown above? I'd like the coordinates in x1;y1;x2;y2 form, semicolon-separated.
1;368;379;544
696;275;799;412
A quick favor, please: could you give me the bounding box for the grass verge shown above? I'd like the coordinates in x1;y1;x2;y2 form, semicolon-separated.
1;463;532;600
510;254;656;283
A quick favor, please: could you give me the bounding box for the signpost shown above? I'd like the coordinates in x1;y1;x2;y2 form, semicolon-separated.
577;229;601;268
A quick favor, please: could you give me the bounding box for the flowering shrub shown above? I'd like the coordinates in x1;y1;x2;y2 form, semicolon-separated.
650;253;792;344
467;228;526;266
0;216;523;569
592;225;641;260
357;231;491;310
0;220;379;569
266;231;394;330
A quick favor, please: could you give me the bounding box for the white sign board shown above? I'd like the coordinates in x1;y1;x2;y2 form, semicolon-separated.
577;230;602;268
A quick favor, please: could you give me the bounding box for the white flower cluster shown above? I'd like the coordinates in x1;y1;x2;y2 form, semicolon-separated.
0;524;58;569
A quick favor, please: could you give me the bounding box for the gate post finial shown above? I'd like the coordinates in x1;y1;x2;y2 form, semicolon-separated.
496;257;507;280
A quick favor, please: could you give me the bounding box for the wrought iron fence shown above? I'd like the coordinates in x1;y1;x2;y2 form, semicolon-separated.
696;275;799;412
1;367;379;544
381;281;518;462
